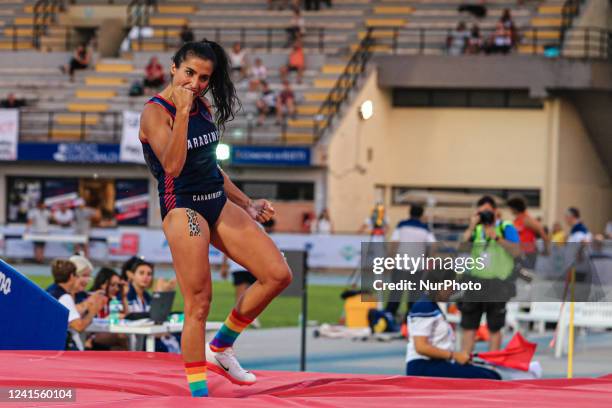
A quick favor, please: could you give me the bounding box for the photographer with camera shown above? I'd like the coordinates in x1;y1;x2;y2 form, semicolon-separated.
460;196;520;354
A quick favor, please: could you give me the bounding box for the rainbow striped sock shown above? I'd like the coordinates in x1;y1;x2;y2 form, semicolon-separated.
209;308;253;352
184;361;208;397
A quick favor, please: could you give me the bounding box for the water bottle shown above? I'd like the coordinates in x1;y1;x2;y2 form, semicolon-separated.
109;298;121;326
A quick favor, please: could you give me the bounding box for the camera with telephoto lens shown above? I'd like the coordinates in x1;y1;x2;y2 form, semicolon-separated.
478;210;495;225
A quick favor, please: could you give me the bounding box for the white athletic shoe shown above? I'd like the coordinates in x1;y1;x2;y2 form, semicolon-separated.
206;343;256;386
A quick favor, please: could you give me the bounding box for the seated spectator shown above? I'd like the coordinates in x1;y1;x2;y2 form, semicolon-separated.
286;6;305;47
486;9;516;54
281;39;305;84
228;42;249;80
447;22;470;56
406;269;501;379
249;57;268;84
126;259;176;313
126;259;154;314
60;44;91;82
86;267;129;350
179;24;194;44
256;81;279;126
143;56;165;94
69;254;94;307
47;259;106;350
125;259;179;352
0;93;27;108
277;79;297;121
466;24;483;54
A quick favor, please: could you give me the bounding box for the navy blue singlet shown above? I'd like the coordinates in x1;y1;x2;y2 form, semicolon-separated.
141;94;227;226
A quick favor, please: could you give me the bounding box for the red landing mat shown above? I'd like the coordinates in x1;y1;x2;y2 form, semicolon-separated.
0;351;611;407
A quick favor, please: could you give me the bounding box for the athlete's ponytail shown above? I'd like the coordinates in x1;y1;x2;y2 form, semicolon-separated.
171;40;240;132
201;39;240;132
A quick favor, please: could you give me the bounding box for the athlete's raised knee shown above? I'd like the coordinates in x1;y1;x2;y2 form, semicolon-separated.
263;262;292;290
184;290;212;323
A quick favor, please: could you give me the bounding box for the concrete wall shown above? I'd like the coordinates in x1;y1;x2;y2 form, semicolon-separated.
555;98;612;232
324;70;611;235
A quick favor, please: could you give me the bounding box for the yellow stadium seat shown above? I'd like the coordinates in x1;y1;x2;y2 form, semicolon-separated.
75;90;117;99
366;19;406;28
95;63;133;73
67;103;109;112
157;5;196;14
55;114;100;126
149;17;188;27
85;77;126;86
373;6;413;15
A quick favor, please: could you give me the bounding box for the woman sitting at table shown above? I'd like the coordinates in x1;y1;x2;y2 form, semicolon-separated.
85;267;129;350
125;259;180;352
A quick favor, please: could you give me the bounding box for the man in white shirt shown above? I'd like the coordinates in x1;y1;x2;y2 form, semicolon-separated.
53;202;75;228
27;200;51;263
46;259;106;350
385;204;436;320
565;207;592;243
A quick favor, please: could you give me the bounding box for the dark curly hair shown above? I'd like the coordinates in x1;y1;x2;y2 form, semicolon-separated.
171;40;241;132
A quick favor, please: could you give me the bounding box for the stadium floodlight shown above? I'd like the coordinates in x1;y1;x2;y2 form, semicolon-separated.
216;143;230;161
359;100;373;120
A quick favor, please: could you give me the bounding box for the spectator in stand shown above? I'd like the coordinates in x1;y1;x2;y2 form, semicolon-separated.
312;208;333;234
60;43;91;82
244;79;260;116
228;42;249;80
26;200;51;263
256;80;279;126
249;57;268;84
0;93;27;108
486;9;516;54
143;56;166;94
507;196;549;268
281;39;305;84
466;24;483;54
47;259;106;350
52;202;75;228
447;21;470;56
179;24;194;44
276;79;297;121
565;207;592;243
286;6;305;47
86;267;129;350
74;198;98;257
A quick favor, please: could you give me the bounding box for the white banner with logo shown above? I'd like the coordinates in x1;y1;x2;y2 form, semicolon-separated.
0;109;19;160
0;226;368;269
120;110;145;163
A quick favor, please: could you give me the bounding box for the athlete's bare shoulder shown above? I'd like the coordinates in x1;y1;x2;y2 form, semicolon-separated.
139;102;173;144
